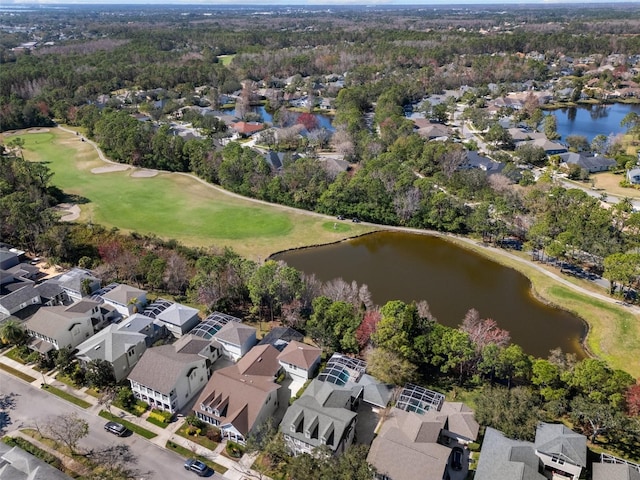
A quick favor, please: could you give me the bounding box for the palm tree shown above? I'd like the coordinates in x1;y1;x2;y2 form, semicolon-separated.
0;319;27;346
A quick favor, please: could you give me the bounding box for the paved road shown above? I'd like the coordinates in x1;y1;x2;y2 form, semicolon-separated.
0;373;193;480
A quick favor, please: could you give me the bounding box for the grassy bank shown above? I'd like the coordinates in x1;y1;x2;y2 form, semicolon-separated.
3;128;375;259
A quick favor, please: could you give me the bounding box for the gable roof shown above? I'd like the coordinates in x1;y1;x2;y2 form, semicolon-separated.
214;322;256;347
558;152;616;171
127;343;205;394
277;340;321;370
259;326;304;349
0;283;39;312
0;443;72;480
367;408;452;480
24;303;92;338
194;346;281;436
534;422;586;467
231;121;264;135
280;378;357;451
75;323;147;363
475;427;545;480
51;268;99;295
440;401;480;441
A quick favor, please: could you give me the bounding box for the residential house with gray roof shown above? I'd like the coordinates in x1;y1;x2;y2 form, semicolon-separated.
152;301;200;338
534;422;586;480
128;334;217;413
475;423;586;480
0;442;72;480
592;462;640;480
48;268;100;301
94;284;146;317
212;322;257;361
24;300;104;354
558;152;616;173
281;378;358;456
75;315;161;382
193;344;282;444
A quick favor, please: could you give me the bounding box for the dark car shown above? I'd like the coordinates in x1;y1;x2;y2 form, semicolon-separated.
451;446;464;471
104;421;127;437
184;458;208;477
351;217;361;223
337;215;344;220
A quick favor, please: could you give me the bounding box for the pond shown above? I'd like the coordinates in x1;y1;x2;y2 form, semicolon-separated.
273;231;587;359
225;105;335;131
550;102;640;143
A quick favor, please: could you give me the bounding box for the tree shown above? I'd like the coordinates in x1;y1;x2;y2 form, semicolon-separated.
570;395;626;443
55;347;76;376
0;319;27;346
625;384;640;417
543;115;560;140
89;444;146;480
531;359;567;402
355;310;381;350
44;413;89;455
307;296;360;353
460;308;511;350
516;144;548;166
430;327;475;383
85;359;116;389
248;260;303;322
474;386;542;441
565;135;590;152
366;347;417;386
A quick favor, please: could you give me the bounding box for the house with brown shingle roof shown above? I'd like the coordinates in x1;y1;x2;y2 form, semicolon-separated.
193;344;282;444
231;121;264;136
277;340;321;381
128;334;216;414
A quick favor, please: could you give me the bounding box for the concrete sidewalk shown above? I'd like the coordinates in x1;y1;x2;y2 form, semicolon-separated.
0;349;269;480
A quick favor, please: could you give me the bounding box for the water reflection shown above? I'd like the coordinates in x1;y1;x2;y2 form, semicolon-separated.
274;232;587;359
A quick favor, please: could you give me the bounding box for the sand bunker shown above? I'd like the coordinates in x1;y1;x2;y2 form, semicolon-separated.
56;203;81;222
91;164;130;174
26;128;50;133
131;169;159;178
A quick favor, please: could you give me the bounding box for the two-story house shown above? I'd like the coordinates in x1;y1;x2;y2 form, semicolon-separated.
193;344;282;444
128;334;218;414
24;299;104;354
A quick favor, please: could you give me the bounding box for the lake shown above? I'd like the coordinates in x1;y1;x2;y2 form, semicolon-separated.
551;102;640;143
273;231;587;359
226;105;335;131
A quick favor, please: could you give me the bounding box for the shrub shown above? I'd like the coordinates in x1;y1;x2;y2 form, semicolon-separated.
3;436;63;470
226;441;245;458
150;408;173;424
205;426;222;442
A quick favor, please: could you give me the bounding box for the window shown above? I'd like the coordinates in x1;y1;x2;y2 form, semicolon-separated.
551;455;565;466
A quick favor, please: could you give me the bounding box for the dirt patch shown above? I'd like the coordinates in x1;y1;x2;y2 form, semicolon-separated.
91;164;130;174
55;203;81;221
592;172;640;198
26;128;50;133
131;168;159;178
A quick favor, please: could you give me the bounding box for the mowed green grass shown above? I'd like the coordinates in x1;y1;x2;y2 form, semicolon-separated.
217;54;235;66
7;128;375;258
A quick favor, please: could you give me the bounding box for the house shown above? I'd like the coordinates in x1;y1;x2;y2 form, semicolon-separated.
0;281;41;318
460;151;505;175
508;128;546;144
281;378;358;456
143;298;200;338
281;353;392;456
212;322;257;361
258;326;304;349
416;123;453;140
475;423;586;480
0;249;19;270
534;422;587;480
75;314;163;382
230;121;264;136
264;151;301;170
277;340;322;382
193;344;282;444
24;300;103;355
0;442;73;480
522;138;567;155
367;408;453;480
627;167;640;184
50;268;100;301
128;334;217;414
93;284;147;317
592;455;640;480
367;384;479;480
475;427;546;480
558;152;616;173
190;311;242;340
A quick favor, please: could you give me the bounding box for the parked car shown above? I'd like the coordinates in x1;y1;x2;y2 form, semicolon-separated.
184;458;208;477
104;421;127;437
451;446;464;471
351;217;361;223
337;215;344;220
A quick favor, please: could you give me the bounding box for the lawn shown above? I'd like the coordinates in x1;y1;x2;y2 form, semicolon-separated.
3;128;375;259
98;410;157;439
41;384;92;409
0;362;36;383
217;54;235;66
591;171;640;198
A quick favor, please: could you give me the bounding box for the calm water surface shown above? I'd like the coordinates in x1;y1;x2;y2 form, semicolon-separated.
226;105;335;131
273;232;586;359
551;103;640;143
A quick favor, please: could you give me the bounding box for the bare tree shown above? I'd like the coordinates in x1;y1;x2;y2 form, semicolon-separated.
460;308;511;350
44;413;89;455
441;148;467;180
89;444;147;480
